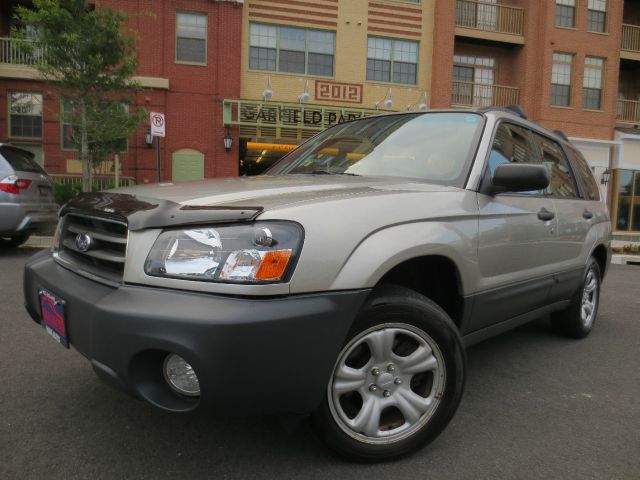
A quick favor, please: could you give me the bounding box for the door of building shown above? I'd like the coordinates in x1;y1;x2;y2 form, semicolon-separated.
172;149;204;181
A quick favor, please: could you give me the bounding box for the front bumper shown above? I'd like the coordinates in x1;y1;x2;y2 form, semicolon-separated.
24;250;370;415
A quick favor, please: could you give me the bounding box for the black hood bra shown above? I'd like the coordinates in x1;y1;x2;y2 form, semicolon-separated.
61;192;263;231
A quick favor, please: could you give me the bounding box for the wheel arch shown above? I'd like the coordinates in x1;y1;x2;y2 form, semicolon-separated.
590;243;609;279
374;255;466;329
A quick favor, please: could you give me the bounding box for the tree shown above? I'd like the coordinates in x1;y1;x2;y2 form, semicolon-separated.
14;0;146;191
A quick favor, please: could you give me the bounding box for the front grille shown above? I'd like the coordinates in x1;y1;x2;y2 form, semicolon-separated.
56;213;128;285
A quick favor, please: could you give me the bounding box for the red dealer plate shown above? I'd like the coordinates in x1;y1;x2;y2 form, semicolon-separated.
39;289;69;348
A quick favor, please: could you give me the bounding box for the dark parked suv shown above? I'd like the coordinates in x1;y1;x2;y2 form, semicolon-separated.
0;144;57;247
23;108;610;460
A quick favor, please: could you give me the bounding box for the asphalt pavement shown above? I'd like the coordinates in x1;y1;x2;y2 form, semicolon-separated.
1;247;639;480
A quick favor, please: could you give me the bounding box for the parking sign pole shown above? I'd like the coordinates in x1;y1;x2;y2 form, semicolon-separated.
156;136;161;182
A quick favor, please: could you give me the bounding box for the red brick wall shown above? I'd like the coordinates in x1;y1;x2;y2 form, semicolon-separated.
522;0;624;140
430;0;456;108
0;0;243;182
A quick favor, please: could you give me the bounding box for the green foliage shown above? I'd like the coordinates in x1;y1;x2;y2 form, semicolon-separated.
53;180;119;206
53;181;82;206
14;0;146;191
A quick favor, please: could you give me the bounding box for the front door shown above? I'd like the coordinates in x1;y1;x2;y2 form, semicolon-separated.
472;122;558;332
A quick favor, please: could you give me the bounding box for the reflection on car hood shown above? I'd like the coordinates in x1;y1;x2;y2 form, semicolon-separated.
109;175;455;212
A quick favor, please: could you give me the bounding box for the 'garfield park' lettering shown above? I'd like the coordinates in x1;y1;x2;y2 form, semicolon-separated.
242;106;366;127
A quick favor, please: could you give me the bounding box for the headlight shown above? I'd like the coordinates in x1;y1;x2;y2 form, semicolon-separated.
144;222;303;283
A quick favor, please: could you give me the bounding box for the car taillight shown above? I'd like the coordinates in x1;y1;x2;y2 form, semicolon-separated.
0;175;32;195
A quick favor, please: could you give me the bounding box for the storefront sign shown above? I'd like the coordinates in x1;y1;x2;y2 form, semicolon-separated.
240;105;366;127
316;80;363;104
222;99;382;142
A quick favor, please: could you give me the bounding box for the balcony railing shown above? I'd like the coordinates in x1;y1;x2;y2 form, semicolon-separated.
622;24;640;53
456;0;524;36
0;37;44;66
617;99;640;124
452;81;520;108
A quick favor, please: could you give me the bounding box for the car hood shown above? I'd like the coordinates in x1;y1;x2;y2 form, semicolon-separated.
111;175;454;208
63;175;457;230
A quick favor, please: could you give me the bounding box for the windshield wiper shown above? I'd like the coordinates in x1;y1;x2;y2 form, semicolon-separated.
298;170;359;176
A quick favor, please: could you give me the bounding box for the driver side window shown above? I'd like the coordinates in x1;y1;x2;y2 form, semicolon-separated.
488;122;544;195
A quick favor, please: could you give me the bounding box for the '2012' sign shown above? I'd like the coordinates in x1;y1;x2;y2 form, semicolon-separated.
316;81;363;104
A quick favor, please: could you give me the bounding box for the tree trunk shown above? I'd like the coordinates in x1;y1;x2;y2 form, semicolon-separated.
79;100;91;192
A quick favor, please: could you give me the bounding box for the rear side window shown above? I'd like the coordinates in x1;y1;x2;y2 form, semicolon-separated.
0;146;45;174
530;132;579;199
564;147;600;201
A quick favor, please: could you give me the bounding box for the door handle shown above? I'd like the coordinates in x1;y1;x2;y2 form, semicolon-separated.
583;209;594;220
537;207;555;221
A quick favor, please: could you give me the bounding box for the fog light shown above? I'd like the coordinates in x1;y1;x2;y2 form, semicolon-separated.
163;354;200;397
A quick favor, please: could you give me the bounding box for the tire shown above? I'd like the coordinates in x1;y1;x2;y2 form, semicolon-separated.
0;233;30;249
311;284;466;461
551;258;601;339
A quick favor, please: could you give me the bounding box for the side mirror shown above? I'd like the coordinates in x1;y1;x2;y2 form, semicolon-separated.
490;163;550;194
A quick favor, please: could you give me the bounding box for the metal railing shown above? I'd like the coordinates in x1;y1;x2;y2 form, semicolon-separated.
451;81;520;108
617;99;640;124
49;174;136;190
622;24;640;53
0;37;44;65
456;0;524;36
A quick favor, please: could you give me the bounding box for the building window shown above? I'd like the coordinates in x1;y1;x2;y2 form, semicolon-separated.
452;55;495;107
555;0;576;28
587;0;607;33
583;57;604;110
366;37;418;85
614;170;640;232
249;23;335;77
551;53;573;107
176;12;207;64
8;92;43;139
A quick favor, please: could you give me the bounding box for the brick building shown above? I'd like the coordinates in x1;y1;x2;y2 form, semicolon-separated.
0;0;243;184
2;0;640;235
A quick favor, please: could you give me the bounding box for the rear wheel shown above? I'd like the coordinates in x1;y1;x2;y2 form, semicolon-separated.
552;258;601;339
312;285;465;461
0;233;30;249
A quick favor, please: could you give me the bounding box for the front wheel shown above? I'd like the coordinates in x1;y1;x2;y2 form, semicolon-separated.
311;285;466;461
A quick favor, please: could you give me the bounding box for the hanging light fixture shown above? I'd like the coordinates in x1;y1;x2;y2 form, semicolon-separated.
417;91;429;111
144;130;153;148
298;80;311;103
601;169;611;185
223;128;233;152
375;88;393;110
262;76;273;102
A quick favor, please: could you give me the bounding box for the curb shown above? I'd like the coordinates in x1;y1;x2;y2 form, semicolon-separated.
611;254;640;266
24;236;54;249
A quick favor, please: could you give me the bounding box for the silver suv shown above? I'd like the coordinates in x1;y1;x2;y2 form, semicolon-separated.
0;144;57;247
23;108;610;461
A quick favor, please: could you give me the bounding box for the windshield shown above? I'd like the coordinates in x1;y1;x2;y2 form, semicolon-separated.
266;112;485;187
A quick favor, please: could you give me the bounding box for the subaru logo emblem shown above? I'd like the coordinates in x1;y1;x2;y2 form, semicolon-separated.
75;233;92;252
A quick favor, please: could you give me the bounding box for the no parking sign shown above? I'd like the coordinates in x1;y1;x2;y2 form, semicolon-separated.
150;112;165;137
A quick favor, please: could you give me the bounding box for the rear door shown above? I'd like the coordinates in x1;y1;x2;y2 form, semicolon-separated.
472;122;558;332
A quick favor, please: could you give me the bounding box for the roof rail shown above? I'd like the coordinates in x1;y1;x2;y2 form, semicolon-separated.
553;129;569;141
478;104;528;119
